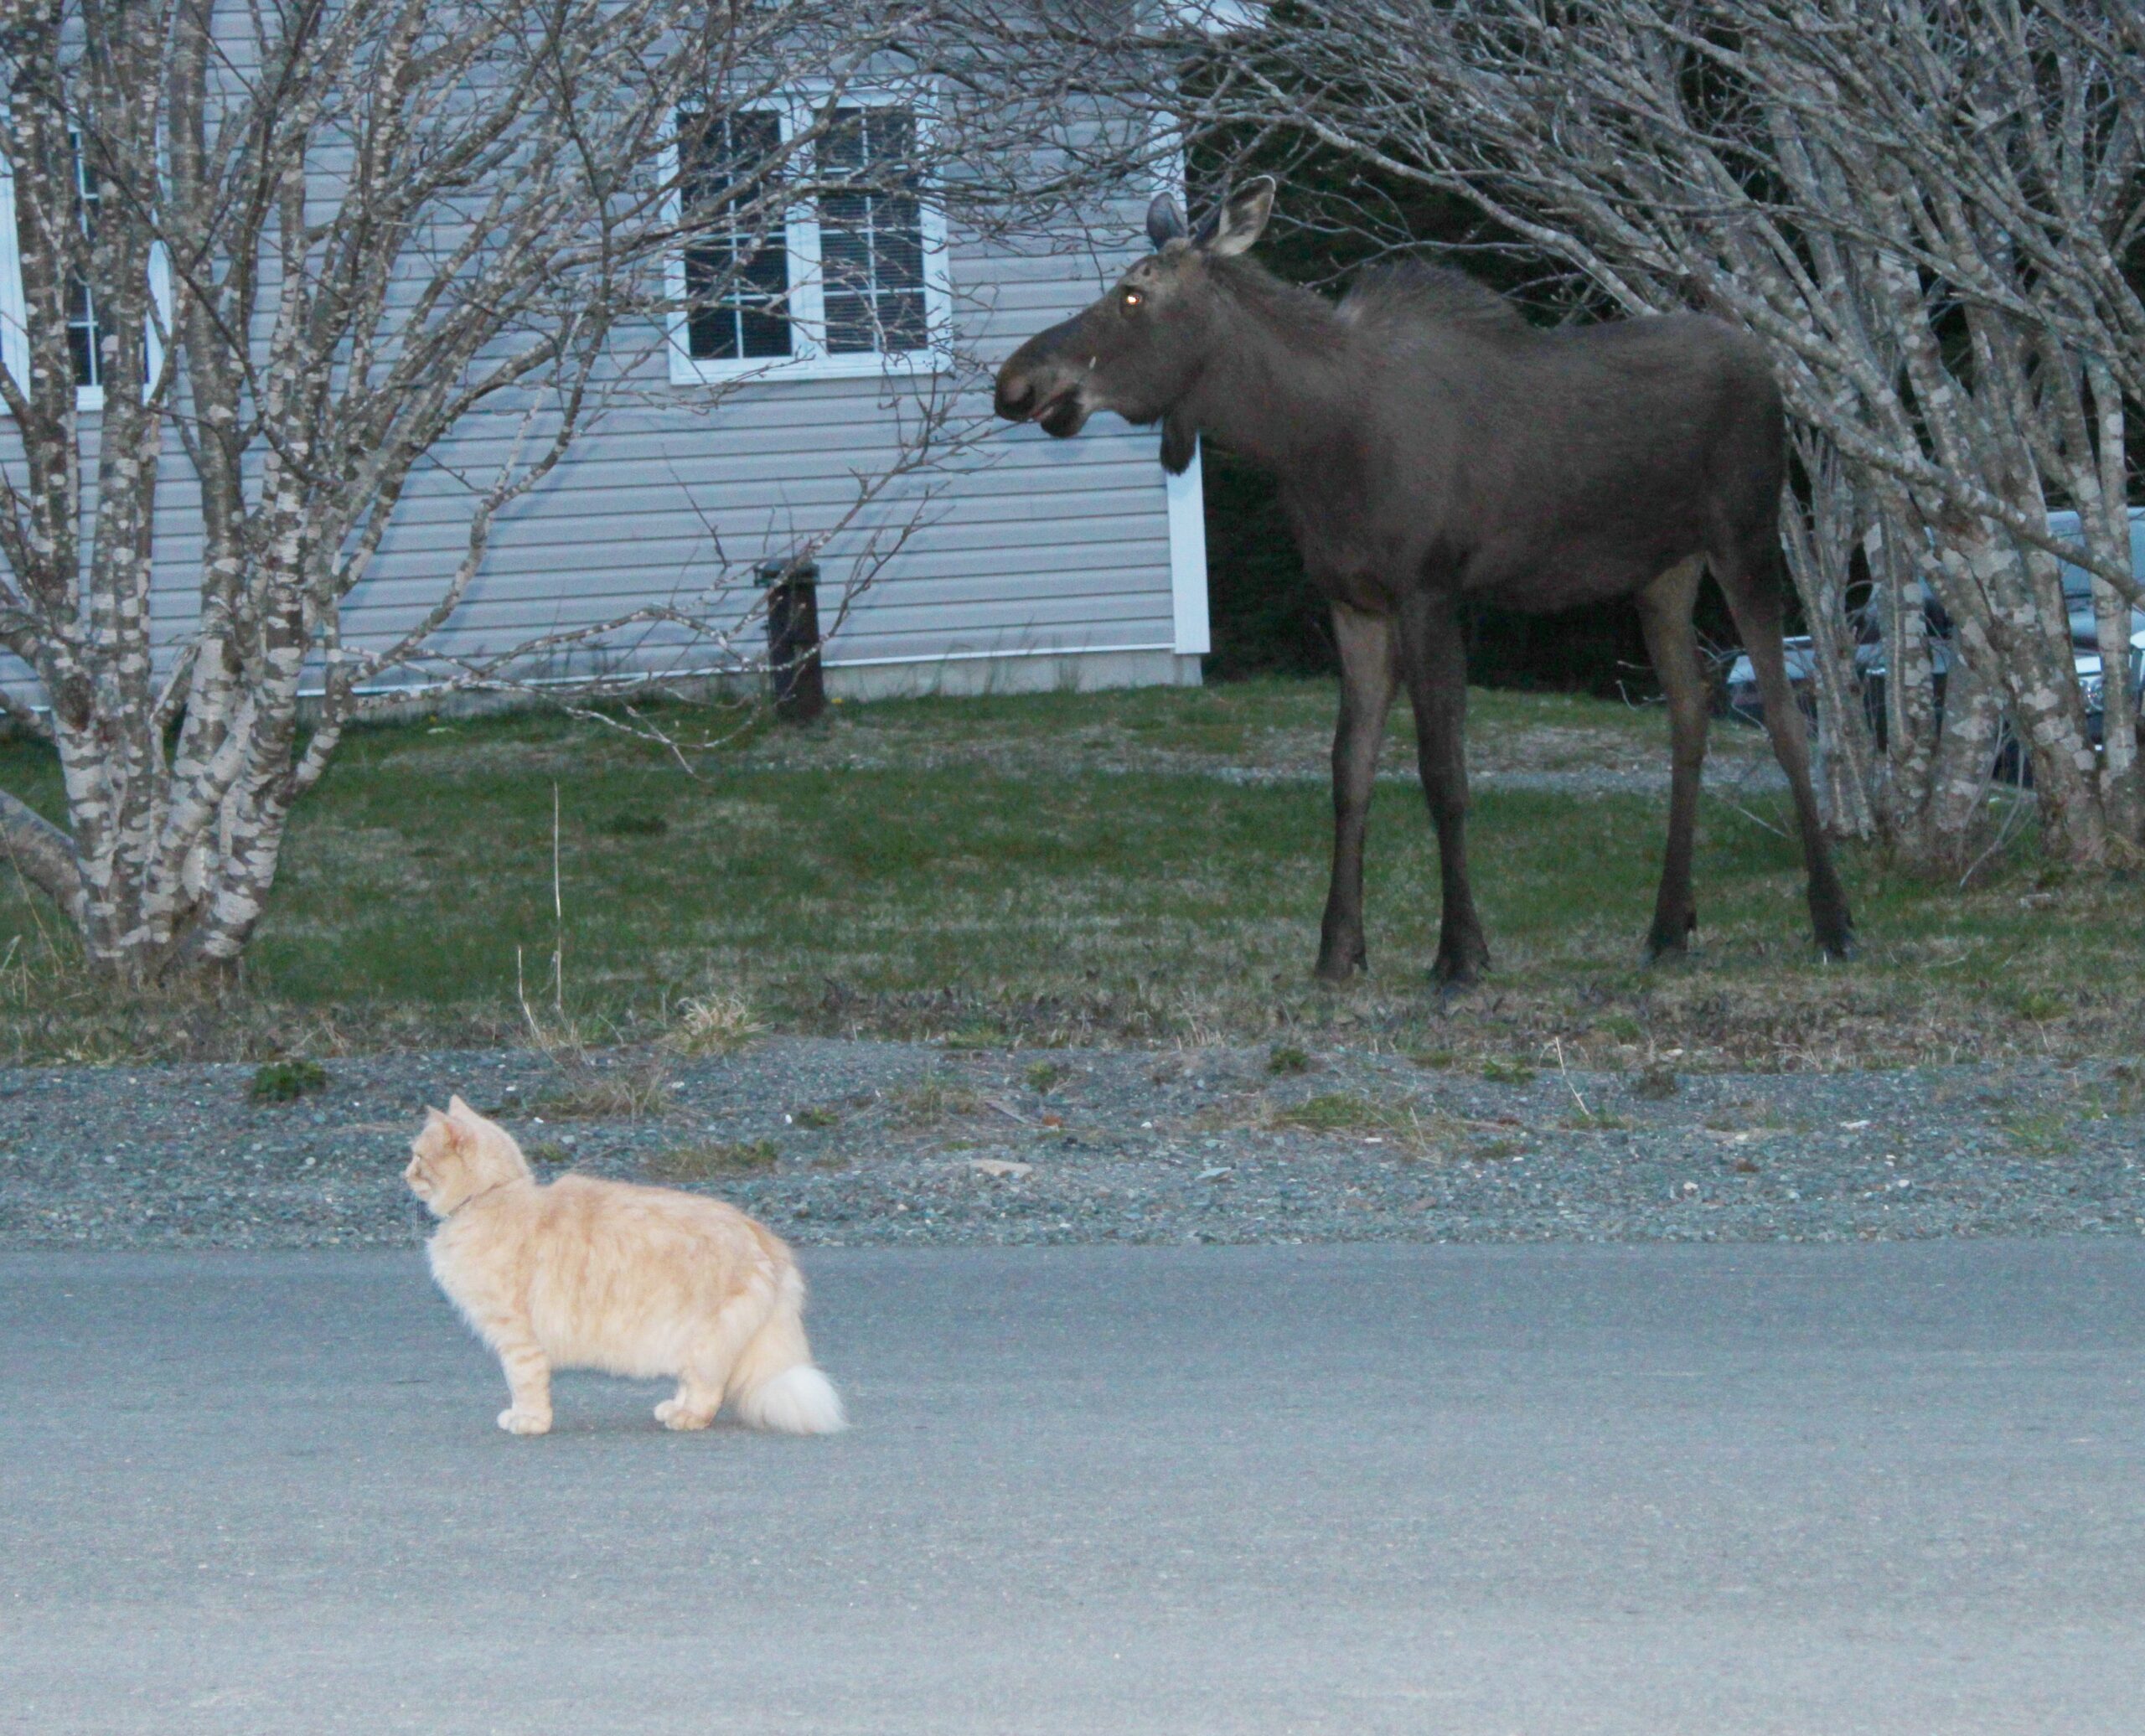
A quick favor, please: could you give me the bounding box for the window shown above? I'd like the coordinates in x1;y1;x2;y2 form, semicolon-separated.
65;137;106;390
817;106;930;356
0;131;167;410
668;91;950;383
680;108;792;363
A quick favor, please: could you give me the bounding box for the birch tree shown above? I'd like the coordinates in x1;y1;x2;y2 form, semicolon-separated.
0;0;969;980
1160;0;2145;871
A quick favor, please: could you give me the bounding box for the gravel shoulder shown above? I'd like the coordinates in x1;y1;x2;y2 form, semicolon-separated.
3;1037;2138;1250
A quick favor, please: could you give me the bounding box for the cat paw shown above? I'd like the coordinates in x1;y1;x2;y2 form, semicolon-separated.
498;1407;551;1435
654;1398;713;1431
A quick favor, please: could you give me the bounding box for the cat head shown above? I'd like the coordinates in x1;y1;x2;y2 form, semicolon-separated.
405;1094;533;1217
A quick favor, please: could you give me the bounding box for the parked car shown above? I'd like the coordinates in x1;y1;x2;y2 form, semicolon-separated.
1724;508;2145;757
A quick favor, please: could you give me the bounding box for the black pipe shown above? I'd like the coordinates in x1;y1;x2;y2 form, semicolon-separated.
757;557;825;724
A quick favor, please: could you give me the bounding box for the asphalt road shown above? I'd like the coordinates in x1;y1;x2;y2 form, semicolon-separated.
3;1241;2141;1734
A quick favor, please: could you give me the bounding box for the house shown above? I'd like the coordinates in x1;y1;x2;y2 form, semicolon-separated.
0;84;1210;710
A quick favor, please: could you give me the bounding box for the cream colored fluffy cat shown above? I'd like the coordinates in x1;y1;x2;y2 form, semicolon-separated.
406;1096;845;1438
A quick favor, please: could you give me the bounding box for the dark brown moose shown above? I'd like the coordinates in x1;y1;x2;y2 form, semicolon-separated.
994;178;1853;984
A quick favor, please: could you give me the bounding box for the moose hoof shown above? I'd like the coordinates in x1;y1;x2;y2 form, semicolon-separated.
1431;930;1490;988
1313;946;1367;985
1645;909;1698;964
1431;955;1487;992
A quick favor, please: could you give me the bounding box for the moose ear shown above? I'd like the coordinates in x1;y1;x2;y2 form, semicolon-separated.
1145;191;1187;251
1160;410;1198;476
1207;176;1275;258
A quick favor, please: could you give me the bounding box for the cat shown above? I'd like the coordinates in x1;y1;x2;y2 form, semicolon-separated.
405;1095;845;1438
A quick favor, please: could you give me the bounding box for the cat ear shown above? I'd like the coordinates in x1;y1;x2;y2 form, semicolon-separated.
447;1093;478;1121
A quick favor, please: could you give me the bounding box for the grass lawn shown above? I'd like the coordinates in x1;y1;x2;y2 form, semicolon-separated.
2;677;2137;1069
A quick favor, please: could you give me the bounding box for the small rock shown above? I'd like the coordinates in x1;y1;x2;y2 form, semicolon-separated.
969;1159;1033;1180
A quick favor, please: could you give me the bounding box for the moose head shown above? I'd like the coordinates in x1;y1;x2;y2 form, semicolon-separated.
992;178;1277;473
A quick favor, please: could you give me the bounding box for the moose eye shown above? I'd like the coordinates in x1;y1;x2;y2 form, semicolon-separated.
1121;289;1144;308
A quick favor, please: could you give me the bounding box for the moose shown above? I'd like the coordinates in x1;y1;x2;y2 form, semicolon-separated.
995;178;1853;984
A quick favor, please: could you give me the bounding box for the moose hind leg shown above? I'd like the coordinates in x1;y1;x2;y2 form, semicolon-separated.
1716;548;1855;958
1634;557;1709;960
1398;595;1491;986
1315;602;1399;982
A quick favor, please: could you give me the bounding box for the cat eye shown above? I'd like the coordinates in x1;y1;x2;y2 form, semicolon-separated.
1121;289;1144;308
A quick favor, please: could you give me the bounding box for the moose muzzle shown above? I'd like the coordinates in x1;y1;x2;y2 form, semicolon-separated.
994;318;1093;438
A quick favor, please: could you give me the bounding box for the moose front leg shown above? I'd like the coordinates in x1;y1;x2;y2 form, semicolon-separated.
1634;556;1708;960
1397;594;1491;986
1315;602;1399;982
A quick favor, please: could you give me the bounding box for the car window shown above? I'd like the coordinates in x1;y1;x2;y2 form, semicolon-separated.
2055;509;2145;603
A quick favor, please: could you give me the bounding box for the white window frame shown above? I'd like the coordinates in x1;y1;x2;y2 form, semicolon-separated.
664;86;954;385
0;138;172;414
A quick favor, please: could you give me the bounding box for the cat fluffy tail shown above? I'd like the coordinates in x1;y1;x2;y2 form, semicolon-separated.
730;1270;846;1435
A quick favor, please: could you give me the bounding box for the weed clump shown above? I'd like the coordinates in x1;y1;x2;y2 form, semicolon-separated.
250;1059;328;1104
940;1024;1005;1051
1632;1066;1680;1100
668;992;761;1058
890;1075;981;1128
597;809;669;838
533;1059;672;1120
1265;1044;1312;1076
1267;1093;1443;1152
648;1139;778;1181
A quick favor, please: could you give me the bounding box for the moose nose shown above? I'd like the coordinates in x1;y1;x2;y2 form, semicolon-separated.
994;368;1036;421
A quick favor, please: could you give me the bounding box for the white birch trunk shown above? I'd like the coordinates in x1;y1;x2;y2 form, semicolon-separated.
0;0;992;979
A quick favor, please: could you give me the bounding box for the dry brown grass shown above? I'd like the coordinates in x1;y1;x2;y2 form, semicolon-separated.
530;1065;674;1121
665;990;762;1058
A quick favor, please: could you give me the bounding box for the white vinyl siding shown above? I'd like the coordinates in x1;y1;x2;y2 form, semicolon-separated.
3;208;1198;704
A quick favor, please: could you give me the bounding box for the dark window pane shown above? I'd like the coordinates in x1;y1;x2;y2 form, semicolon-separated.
821;111;866;173
679;108;791;363
882;290;928;350
876;220;924;292
866;111;916;164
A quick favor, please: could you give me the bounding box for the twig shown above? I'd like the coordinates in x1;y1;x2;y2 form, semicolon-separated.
1552;1036;1593;1121
1959;786;2034;890
550;782;564;1018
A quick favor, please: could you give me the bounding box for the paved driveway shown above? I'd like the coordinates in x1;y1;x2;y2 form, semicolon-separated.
3;1241;2141;1733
